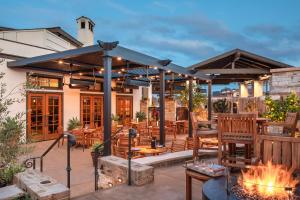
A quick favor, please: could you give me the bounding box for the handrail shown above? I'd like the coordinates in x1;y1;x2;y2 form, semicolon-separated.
24;133;65;172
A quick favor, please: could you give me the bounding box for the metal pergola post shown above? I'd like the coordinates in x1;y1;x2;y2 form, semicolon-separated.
103;52;112;156
207;80;212;122
159;69;165;146
188;77;193;138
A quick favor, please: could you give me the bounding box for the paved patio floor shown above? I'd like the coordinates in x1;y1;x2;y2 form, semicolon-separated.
23;134;209;199
73;164;203;200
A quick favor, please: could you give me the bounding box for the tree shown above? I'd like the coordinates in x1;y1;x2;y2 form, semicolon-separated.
176;83;206;110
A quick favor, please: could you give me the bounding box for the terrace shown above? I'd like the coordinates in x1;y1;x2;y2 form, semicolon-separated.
2;42;300;200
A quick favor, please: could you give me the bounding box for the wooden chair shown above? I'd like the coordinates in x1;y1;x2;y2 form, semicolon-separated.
170;139;186;152
186;137;195;150
113;145;128;159
71;128;85;151
190;112;218;158
263;112;299;136
87;128;103;146
151;127;160;142
137;135;151;146
218;113;257;168
165;120;176;139
117;135;135;148
183;120;189;135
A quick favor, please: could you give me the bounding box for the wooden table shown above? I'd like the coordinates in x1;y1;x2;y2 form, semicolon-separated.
185;167;212;200
132;146;167;156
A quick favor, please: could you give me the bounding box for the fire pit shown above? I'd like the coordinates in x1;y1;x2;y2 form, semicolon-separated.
203;162;300;200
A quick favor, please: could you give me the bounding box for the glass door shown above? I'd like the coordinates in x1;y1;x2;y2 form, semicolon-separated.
45;94;62;140
116;95;133;125
80;95;103;128
27;93;62;141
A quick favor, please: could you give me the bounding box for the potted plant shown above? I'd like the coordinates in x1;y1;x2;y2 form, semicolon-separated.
135;111;146;122
90;143;104;166
111;114;120;127
67;117;81;131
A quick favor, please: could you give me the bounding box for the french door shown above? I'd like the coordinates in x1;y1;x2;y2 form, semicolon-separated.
80;95;103;128
116;95;133;125
27;93;62;141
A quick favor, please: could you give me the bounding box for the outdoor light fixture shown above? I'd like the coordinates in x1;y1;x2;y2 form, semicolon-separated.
58;60;64;64
121;68;125;72
117;177;123;183
118;71;121;74
99;71;102;74
178;73;182;77
185;74;189;78
167;70;171;73
154;66;158;70
139;75;143;78
117;56;122;61
108;182;113;187
79;72;83;76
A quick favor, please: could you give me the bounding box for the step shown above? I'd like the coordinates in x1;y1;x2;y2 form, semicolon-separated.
0;185;25;200
14;169;70;200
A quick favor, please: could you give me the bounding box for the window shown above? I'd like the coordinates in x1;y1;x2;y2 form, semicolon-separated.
88;22;93;32
81;21;85;29
28;74;63;89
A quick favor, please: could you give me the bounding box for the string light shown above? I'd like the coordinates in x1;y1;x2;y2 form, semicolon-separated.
139;75;143;78
167;70;171;73
154;66;158;70
121;68;125;72
79;72;83;76
118;71;121;74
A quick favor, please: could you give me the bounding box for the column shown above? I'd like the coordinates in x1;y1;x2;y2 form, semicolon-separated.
159;69;165;146
240;83;249;97
253;80;264;97
103;53;112;156
207;81;212;121
188;78;193;137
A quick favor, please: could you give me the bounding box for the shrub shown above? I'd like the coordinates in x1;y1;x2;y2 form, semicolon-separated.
213;99;231;113
0;163;24;187
264;92;300;121
136;111;146;122
67;117;81;131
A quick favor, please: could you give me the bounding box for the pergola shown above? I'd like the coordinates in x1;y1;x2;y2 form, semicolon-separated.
189;49;292;84
8;41;210;155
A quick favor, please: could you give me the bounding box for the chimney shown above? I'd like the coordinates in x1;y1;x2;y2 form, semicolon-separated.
76;16;95;46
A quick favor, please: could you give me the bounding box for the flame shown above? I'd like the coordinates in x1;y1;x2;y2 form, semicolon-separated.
239;161;298;198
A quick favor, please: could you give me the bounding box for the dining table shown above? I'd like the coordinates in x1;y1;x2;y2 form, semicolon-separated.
132;145;167;156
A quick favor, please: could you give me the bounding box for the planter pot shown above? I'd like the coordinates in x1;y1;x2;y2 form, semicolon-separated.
91;152;98;167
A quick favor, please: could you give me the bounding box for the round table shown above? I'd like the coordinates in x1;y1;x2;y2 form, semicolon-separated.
132;146;167;156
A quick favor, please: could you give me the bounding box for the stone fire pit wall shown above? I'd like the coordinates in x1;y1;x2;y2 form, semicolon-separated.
99;156;154;186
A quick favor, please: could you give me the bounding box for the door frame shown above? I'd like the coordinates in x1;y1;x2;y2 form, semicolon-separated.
26;91;64;141
80;94;104;128
116;95;133;125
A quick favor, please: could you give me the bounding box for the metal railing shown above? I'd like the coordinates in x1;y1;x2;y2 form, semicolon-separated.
23;132;75;188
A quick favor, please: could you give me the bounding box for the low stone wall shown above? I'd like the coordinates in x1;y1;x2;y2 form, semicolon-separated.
14;169;70;200
99;156;154;187
270;67;300;95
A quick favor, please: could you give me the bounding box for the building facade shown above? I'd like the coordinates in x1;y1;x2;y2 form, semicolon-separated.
0;17;147;141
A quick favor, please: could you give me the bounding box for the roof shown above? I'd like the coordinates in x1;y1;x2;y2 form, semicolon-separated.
188;48;294;83
76;16;95;26
0;26;83;47
7;42;209;81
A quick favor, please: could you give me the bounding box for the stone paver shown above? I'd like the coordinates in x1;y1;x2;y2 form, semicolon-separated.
73;164;203;200
0;185;25;200
22;134;208;199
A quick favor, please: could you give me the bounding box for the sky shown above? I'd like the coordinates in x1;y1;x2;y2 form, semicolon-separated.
1;0;300;68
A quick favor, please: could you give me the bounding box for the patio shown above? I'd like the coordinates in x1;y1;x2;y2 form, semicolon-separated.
25;134;207;199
